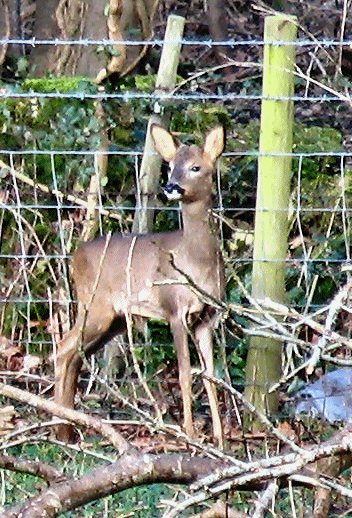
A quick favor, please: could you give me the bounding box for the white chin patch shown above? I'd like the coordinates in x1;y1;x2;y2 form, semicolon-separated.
165;191;182;201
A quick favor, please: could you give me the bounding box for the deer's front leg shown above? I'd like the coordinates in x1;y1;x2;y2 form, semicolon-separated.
170;317;194;439
194;319;223;449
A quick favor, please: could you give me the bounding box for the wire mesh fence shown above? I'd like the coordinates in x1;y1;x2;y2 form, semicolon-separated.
0;23;351;395
3;6;352;513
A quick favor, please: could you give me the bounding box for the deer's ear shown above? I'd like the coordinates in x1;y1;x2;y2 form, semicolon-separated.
150;124;178;162
203;126;225;163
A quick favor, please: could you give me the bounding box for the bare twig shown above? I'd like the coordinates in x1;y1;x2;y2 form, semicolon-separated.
0;382;131;454
252;480;279;518
0;159;122;221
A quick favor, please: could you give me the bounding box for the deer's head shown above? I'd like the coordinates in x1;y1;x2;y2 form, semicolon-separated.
150;125;225;204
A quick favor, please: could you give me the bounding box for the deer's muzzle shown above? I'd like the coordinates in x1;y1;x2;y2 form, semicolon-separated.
164;183;185;200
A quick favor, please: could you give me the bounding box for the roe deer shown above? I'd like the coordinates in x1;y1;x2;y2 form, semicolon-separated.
55;124;225;447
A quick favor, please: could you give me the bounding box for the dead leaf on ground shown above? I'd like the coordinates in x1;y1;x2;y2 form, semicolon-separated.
0;336;23;371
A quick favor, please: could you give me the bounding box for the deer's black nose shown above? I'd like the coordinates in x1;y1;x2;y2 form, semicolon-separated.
164;183;185;200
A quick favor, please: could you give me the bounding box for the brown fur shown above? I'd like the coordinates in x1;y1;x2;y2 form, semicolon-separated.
55;125;225;447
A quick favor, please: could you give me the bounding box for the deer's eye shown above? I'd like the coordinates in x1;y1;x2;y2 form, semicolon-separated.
191;165;200;172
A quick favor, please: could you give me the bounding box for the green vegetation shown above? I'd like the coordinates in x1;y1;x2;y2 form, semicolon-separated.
0;73;350;516
4;441;174;517
0;75;347;367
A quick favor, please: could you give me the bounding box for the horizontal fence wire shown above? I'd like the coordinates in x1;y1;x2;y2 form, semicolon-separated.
0;92;346;102
1;37;352;46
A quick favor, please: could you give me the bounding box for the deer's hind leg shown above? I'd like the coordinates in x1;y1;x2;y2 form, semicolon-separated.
54;306;118;441
54;321;84;442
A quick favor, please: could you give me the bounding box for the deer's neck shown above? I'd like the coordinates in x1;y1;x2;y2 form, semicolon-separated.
181;199;217;244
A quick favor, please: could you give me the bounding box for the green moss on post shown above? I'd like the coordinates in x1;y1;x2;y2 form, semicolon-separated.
244;15;297;423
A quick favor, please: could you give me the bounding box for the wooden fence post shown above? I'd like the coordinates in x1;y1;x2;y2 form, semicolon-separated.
133;14;185;233
244;15;297;422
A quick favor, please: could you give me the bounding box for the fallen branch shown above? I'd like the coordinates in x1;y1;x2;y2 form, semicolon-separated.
0;454;66;484
3;378;352;517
